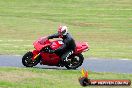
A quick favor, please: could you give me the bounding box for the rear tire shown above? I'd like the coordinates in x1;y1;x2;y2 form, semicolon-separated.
65;54;84;69
22;52;40;67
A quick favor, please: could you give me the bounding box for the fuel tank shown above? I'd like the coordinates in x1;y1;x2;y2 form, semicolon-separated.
50;40;64;50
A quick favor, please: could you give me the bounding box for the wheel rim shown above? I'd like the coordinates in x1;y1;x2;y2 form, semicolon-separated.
24;54;34;66
68;56;81;68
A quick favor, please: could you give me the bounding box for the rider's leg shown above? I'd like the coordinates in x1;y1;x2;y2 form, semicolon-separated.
61;50;73;62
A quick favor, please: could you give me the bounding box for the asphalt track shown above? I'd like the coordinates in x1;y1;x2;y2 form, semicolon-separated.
0;55;132;74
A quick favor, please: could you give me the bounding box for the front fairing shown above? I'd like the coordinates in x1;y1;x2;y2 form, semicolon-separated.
33;37;51;51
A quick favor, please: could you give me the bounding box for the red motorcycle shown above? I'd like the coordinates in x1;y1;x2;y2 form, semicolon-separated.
22;36;89;69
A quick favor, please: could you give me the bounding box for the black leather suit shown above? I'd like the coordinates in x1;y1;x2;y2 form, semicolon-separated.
47;33;76;62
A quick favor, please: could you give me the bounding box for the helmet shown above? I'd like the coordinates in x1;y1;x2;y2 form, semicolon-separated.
58;26;68;37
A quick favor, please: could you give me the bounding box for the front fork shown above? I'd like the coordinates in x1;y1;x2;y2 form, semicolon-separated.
32;50;41;61
33;53;40;60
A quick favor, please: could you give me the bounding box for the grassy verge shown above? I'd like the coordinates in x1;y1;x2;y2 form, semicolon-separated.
0;67;131;88
0;0;131;59
0;0;131;88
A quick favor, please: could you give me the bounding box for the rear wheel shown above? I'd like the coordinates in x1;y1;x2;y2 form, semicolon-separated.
65;54;84;69
22;52;40;67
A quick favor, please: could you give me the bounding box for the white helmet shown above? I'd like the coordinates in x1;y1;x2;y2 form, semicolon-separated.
58;26;68;37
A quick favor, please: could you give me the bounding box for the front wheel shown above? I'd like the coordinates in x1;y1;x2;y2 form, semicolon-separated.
22;52;40;67
65;54;84;69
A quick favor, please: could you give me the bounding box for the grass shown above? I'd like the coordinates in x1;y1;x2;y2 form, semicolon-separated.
0;0;131;88
0;0;131;58
0;67;131;88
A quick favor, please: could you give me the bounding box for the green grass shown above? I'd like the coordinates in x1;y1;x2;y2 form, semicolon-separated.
0;0;131;88
0;0;132;59
0;67;131;88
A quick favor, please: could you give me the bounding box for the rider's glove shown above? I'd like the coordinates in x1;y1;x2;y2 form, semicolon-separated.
49;50;55;54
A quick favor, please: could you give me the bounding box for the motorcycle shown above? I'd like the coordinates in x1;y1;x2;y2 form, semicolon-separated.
22;36;89;69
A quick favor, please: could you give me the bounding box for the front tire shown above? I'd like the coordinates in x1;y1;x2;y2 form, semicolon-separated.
65;54;84;69
22;52;40;67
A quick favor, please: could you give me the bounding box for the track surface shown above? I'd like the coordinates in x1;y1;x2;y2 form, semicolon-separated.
0;55;132;73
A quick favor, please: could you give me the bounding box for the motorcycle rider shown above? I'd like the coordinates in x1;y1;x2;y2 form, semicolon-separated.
47;26;76;65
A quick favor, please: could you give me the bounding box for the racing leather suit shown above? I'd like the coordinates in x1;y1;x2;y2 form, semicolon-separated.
47;33;76;62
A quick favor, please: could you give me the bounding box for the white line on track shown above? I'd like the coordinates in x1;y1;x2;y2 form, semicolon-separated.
120;59;131;61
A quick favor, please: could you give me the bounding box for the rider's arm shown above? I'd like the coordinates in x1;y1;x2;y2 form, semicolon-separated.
47;33;59;39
